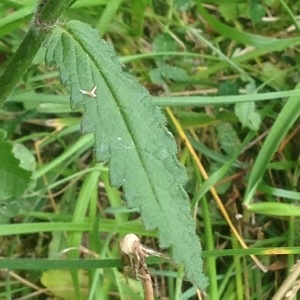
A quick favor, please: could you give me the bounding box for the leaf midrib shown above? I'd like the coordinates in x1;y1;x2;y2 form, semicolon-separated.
61;24;167;218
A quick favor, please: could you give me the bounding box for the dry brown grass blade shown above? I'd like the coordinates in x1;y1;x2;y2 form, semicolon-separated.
166;107;267;273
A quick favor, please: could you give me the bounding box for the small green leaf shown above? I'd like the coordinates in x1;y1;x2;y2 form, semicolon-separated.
261;62;286;88
149;68;164;84
45;20;207;289
150;65;189;84
153;33;177;54
160;65;189;82
0;198;23;224
250;0;265;23
12;143;36;172
152;33;178;67
0;141;33;200
218;80;240;96
216;122;241;155
174;0;194;11
235;102;261;131
219;3;247;22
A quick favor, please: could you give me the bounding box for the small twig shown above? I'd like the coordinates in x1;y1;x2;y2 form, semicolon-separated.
1;269;51;297
272;260;300;300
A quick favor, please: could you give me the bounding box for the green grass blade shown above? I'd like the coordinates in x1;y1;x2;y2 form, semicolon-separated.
129;0;148;37
10;89;300;107
244;85;300;206
67;169;101;258
153;89;300;106
44;20;207;290
0;258;121;270
0;219;150;236
202;196;218;299
246;203;300;217
0;6;33;38
96;0;123;36
195;0;300;49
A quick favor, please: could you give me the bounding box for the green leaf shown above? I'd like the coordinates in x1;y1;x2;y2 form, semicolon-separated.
153;33;177;53
0;141;33;200
152;33;177;66
12;143;36;172
219;3;248;22
174;0;194;11
250;0;265;23
160;65;190;82
235;102;261;131
149;68;164;84
45;20;207;289
216;122;241;155
0;198;23;224
218;80;240;96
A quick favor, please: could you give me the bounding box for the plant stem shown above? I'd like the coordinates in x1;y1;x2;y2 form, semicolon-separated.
140;268;154;300
0;27;45;106
0;0;76;107
272;260;300;300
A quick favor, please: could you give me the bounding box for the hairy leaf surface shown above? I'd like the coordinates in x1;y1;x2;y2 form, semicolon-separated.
45;20;207;289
